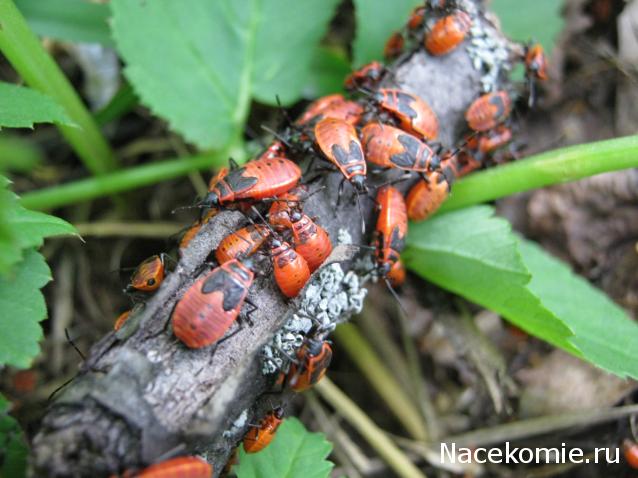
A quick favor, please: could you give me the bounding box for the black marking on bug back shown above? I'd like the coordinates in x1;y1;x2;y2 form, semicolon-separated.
389;226;406;252
394;92;418;118
488;94;508;122
228;261;251;282
224;167;259;194
331;139;364;166
201;268;246;311
391;134;422;168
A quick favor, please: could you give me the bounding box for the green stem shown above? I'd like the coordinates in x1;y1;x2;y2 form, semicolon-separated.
20;154;219;210
0;0;117;174
440;135;638;212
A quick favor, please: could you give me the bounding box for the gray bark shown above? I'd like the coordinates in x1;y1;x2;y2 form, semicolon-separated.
30;2;514;476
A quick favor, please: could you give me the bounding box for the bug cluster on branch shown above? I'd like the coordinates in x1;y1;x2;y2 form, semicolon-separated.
105;1;548;475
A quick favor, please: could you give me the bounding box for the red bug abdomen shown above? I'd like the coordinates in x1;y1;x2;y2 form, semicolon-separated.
137;456;212;478
293;218;332;272
173;289;236;349
406;174;450;221
314;118;366;182
215;225;269;264
386;260;406;287
114;310;131;331
425;11;472;56
272;244;310;298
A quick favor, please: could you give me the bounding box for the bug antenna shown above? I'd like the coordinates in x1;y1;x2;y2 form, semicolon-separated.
171;204;203;214
275;94;295;127
260;125;292;148
448;131;479;160
48;375;76;402
384;277;410;317
250;205;280;240
356;86;374;98
65;328;86;361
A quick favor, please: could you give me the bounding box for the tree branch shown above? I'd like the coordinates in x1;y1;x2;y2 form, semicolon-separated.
30;2;512;476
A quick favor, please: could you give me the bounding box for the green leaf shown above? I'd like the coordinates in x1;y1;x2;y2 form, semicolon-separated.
15;0;112;46
519;240;638;379
0;178;77;274
303;46;351;98
352;0;421;67
235;418;334;478
110;0;340;150
491;0;562;54
403;206;575;352
0;395;28;478
0;82;75;129
0;134;43;173
0;249;51;369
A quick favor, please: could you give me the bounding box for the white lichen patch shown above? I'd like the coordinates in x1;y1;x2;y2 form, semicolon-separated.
461;0;513;92
260;261;368;375
222;409;248;438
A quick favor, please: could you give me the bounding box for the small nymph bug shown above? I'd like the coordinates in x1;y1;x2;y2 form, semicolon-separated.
374;186;408;287
243;407;285;453
290;211;332;272
270;239;311;298
344;61;385;92
287;339;333;392
268;185;309;232
179;208;219;252
425;10;472;56
126;254;167;293
384;31;405;59
172;259;254;349
214;224;270;265
296;94;363;127
405;171;450;221
465;91;512;132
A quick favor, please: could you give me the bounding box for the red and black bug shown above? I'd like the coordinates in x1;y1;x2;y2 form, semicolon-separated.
215;224;270;264
425;10;472;56
524;43;548;106
406;171;451;221
465;91;512;132
374;186;408;287
136;456;212;478
202;156;301;208
361;123;440;173
407;5;426;31
524;43;548;82
172;259;254;349
287;338;333;392
268;185;309;232
126;255;167;293
344;61;385;92
289;211;332;273
624;439;638;469
314;117;368;193
372;88;439;141
243;408;284;454
476;125;513;154
270;239;311;298
296;94;363;127
384;31;405;59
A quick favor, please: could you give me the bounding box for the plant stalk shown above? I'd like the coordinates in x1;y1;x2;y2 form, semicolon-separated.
315;378;428;478
0;0;117;174
19;154;219;210
440;135;638;212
